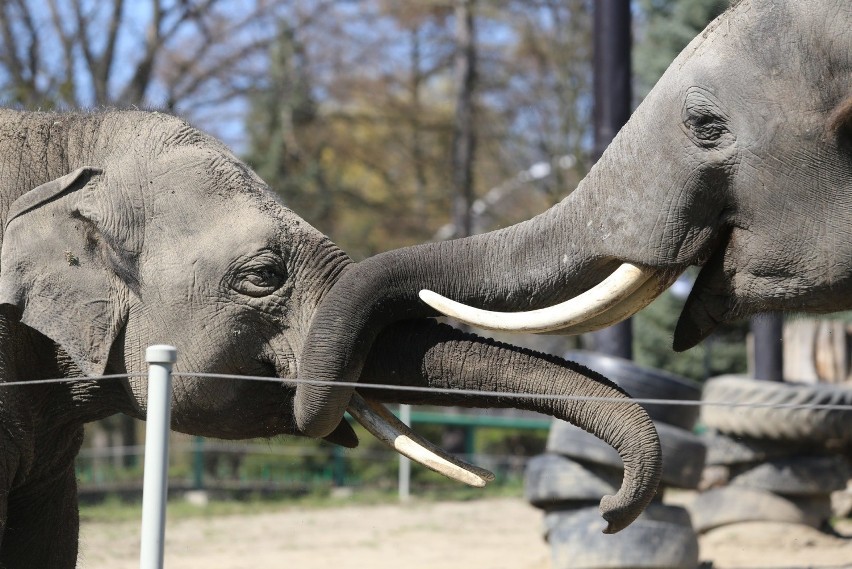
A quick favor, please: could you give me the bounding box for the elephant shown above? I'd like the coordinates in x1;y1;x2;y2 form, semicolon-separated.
289;0;852;480
0;109;661;567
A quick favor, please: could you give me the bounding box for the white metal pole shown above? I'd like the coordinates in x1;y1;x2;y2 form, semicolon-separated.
140;345;177;569
398;404;411;502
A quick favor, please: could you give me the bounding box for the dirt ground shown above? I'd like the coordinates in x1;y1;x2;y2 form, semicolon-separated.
79;497;852;569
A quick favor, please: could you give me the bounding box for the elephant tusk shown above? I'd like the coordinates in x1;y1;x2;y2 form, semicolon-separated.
544;269;677;335
418;263;658;334
347;392;495;487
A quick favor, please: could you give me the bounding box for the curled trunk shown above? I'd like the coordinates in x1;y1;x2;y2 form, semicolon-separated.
295;128;693;439
357;320;662;534
295;209;608;439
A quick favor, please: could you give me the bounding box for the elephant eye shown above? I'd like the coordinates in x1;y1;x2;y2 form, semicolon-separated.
682;88;733;148
686;112;728;143
231;261;287;297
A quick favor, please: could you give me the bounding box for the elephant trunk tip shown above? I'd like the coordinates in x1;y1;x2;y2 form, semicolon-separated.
293;386;354;440
598;490;655;534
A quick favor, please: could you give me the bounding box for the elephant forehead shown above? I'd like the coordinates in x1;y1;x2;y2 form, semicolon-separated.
150;197;286;257
146;149;302;226
147;146;264;205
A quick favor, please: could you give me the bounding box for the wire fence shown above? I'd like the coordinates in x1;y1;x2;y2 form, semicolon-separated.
3;366;844;506
7;360;850;565
74;436;537;502
4;370;852;411
53;370;553;503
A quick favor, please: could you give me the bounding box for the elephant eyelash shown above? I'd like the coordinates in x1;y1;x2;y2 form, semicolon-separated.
681;88;734;148
231;266;287;297
244;267;285;287
686;114;729;142
227;253;288;297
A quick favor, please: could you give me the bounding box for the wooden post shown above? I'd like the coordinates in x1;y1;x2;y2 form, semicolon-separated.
589;0;633;360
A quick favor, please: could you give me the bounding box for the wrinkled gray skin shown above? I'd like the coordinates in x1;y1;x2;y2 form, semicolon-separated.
295;0;852;455
0;109;660;567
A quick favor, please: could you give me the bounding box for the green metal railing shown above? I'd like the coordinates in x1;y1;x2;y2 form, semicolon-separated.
77;409;549;496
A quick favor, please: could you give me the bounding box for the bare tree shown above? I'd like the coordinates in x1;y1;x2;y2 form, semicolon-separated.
0;0;336;145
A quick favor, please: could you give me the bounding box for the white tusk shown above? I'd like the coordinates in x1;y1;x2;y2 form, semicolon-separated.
347;392;495;487
418;263;656;334
545;270;677;335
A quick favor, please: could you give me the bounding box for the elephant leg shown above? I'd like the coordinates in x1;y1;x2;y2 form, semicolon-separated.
0;464;80;569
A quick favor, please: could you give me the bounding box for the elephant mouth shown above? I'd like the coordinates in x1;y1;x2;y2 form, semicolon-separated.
672;239;738;352
334;263;680;487
283;351;497;485
418;263;680;335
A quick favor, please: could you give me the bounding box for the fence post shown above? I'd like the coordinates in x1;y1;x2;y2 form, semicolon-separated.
140;345;177;569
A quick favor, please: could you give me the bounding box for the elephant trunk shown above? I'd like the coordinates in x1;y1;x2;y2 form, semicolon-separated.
295;108;717;438
296;195;610;438
358;320;662;534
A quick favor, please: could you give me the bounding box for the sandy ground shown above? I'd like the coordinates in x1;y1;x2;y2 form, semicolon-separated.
79;497;852;569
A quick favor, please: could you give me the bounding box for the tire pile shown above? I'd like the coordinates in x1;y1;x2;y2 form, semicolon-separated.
525;352;706;569
692;375;852;534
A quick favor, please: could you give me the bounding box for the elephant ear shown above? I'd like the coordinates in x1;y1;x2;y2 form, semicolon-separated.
0;167;136;376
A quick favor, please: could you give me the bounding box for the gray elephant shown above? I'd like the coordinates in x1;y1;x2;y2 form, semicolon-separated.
289;0;852;484
0;109;661;567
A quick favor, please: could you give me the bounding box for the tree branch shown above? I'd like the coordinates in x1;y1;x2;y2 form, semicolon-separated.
47;0;78;105
0;4;26;88
101;0;126;91
71;0;109;103
1;0;41;105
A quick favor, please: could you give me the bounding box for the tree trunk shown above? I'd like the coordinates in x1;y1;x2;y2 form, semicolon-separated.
451;0;477;240
589;0;633;360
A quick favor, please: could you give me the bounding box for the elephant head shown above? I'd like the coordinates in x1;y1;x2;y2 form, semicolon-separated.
0;109;660;535
292;0;852;469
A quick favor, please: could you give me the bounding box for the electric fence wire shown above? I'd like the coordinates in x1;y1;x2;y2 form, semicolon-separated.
2;371;852;412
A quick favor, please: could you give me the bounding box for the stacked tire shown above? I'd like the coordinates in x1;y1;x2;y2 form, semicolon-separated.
692;375;852;534
525;352;706;569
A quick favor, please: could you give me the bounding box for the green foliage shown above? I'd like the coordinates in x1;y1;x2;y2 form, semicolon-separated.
242;24;456;258
77;417;540;505
634;286;748;382
243;2;593;259
634;0;731;98
476;428;546;457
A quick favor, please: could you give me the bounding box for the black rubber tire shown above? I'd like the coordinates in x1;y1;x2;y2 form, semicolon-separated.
545;505;700;569
702;429;812;466
688;487;833;533
546;420;707;489
524;453;622;509
543;503;694;538
565;351;703;430
701;375;852;443
728;455;852;496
